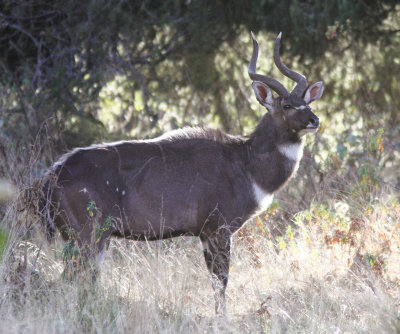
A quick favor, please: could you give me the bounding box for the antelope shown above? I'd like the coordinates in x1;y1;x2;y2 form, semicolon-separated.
39;32;324;314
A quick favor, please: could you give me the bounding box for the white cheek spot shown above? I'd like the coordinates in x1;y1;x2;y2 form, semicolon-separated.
252;182;273;213
106;180;110;185
80;187;88;194
116;187;119;192
278;142;304;161
122;190;126;196
295;105;307;110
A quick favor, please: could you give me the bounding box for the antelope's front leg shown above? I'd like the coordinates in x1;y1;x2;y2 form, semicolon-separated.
201;232;231;314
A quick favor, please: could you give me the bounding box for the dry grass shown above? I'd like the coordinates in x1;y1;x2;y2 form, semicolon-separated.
1;187;399;333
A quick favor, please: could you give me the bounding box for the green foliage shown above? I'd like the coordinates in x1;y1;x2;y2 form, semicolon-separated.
0;228;9;259
364;252;377;267
87;200;98;218
95;216;115;244
62;240;80;262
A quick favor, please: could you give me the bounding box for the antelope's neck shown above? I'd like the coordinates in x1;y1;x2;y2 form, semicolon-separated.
247;124;304;197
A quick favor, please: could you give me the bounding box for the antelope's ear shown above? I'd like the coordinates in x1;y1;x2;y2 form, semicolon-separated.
304;81;324;104
252;81;274;110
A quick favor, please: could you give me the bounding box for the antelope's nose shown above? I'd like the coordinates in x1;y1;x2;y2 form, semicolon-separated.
308;116;319;128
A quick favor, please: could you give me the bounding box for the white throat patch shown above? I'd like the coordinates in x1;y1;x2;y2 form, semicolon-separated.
252;182;273;213
278;142;304;162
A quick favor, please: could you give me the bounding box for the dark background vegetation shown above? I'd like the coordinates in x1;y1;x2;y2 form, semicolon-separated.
0;0;399;224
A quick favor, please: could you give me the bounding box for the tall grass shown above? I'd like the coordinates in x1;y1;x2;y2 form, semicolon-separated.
0;185;399;333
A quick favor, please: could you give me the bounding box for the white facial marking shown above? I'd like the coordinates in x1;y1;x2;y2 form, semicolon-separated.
252;182;273;213
295;105;307;110
80;187;88;194
116;187;119;192
106;180;110;185
122;190;126;196
278;142;304;161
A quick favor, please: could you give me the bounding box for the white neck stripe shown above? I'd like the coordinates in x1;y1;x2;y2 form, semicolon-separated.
278;142;304;161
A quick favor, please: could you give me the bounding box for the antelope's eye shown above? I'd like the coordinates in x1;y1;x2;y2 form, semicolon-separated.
283;104;291;110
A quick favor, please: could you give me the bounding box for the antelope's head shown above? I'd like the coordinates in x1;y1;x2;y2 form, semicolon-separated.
249;32;324;136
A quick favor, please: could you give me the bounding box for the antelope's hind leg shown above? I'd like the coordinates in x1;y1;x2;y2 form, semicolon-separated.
57;205;113;282
61;230;112;283
54;184;117;282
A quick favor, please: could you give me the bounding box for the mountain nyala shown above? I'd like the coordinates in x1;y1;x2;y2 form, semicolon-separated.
39;32;324;314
